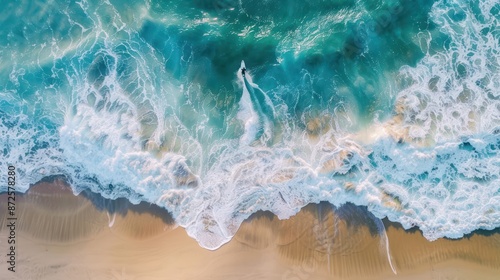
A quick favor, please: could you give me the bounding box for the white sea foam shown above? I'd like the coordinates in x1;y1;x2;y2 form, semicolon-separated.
1;0;499;251
397;0;499;143
0;113;64;192
180;0;500;248
236;63;261;146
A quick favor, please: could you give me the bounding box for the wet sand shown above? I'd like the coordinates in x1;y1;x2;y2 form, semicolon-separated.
1;180;499;279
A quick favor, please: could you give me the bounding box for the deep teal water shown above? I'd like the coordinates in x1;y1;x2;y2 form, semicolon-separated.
1;0;499;249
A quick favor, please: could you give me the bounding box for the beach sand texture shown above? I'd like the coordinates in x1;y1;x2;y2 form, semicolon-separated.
1;180;499;280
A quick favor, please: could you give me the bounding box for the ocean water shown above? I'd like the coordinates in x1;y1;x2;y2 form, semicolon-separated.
0;0;499;249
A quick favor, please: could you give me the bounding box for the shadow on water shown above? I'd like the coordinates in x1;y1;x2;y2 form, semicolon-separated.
11;176;500;241
315;201;500;240
243;200;500;242
243;209;276;223
463;228;500;238
240;201;389;237
320;202;384;237
384;216;500;239
241;201;500;277
29;175;176;226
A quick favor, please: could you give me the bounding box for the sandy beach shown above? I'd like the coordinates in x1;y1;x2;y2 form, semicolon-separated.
1;180;499;280
2;0;498;279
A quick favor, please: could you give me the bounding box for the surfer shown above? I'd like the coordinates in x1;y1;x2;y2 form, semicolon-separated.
238;61;275;144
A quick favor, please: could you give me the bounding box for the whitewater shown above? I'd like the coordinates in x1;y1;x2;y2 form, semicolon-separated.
0;0;499;249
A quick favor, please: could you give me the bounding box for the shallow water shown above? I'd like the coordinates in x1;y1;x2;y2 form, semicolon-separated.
0;0;499;249
1;184;500;279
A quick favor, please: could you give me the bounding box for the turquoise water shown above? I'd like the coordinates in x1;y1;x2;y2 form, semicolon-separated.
1;0;499;249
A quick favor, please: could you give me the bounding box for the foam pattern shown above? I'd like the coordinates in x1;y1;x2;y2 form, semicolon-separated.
0;0;499;250
397;0;500;143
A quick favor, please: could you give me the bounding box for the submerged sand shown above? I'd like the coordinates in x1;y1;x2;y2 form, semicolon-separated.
1;180;499;279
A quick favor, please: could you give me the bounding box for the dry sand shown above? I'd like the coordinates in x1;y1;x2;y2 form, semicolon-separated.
1;180;499;279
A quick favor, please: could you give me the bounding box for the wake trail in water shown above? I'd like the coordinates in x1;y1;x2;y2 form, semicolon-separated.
238;60;276;145
0;0;499;250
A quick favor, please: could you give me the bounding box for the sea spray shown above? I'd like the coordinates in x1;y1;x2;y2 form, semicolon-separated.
238;61;276;145
0;0;498;249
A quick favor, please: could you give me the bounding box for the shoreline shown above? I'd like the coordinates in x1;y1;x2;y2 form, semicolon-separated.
1;181;500;279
